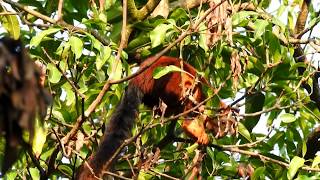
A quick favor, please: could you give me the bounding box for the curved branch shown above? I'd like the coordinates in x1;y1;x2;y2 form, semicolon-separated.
127;0;161;21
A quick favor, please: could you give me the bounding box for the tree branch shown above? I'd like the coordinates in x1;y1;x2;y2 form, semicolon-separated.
2;0;109;46
127;0;162;21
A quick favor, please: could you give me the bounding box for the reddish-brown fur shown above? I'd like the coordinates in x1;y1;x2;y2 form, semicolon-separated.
130;56;209;143
77;56;210;179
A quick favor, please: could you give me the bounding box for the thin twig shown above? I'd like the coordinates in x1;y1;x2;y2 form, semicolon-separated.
149;169;180;180
102;171;132;180
42;48;86;99
240;104;292;117
222;126;273;148
0;12;18;15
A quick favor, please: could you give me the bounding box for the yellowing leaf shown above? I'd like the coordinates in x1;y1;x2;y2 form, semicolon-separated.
1;14;20;40
32;118;47;158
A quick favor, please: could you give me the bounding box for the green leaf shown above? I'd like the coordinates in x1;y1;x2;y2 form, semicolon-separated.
287;11;294;32
85;32;103;51
96;69;106;82
153;65;186;79
150;24;172;47
232;11;258;26
301;140;307;158
69;36;83;59
107;55;123;80
199;22;208;52
312;156;320;168
287;156;305;180
62;83;76;106
30;28;60;48
0;14;20;39
4;171;17;180
254;19;269;38
29;167;40;180
279;113;296;123
244;92;265;132
268;31;281;63
277;5;286;17
47;63;62;83
32;118;47;157
58;164;73;176
137;170;153;180
96;46;111;70
252;167;265;180
186;143;199;154
169;8;188;23
141;133;148;145
238;122;252;142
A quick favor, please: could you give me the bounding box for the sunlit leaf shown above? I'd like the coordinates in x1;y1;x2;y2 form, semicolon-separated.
232;11;258;26
107;55;122;80
254;19;269;38
199;22;208;52
69;36;83;59
287;156;305;179
58;164;73;176
312;155;320;168
150;23;172;47
32;118;47;157
153;65;186;79
62;83;76;106
0;13;20;39
96;46;111;70
30;28;60;47
29;168;40;180
238;122;252;142
47;63;62;83
186;143;199;154
279;113;297;123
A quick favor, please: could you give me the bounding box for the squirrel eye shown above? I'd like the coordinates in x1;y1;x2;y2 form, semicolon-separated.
14;45;21;54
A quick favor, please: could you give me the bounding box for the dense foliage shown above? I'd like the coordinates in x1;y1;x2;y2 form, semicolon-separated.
0;0;320;179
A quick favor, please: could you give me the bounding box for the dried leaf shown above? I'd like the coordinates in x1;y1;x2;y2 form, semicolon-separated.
76;132;85;151
206;0;231;47
230;51;242;89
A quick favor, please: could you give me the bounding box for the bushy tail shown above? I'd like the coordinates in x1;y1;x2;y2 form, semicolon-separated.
77;84;143;179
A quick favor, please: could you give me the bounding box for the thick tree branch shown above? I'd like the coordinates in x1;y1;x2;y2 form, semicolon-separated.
127;0;162;21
